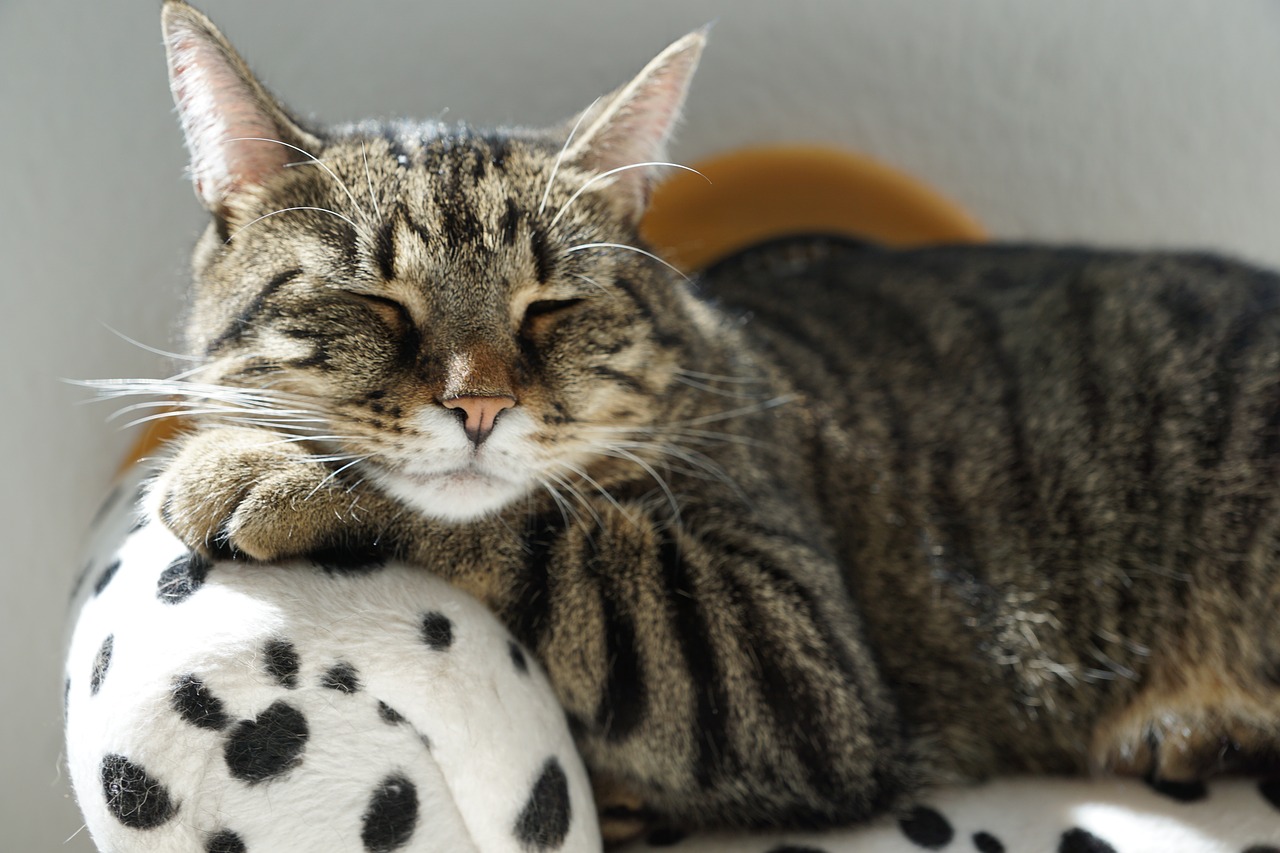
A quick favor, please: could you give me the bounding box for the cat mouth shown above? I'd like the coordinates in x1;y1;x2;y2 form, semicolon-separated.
401;466;506;487
378;462;530;521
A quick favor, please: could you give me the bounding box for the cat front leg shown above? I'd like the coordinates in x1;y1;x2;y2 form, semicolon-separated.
149;425;390;561
461;496;918;833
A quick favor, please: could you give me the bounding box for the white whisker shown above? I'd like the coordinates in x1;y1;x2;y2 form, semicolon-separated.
164;363;213;382
538;96;600;216
610;438;745;501
258;434;373;449
673;368;767;385
556;460;626;521
112;409;320;433
600;446;682;522
668;426;770;449
549;161;707;231
106;401;329;430
361;139;382;223
536;476;580;531
225;206;361;244
73;377;316;407
306;455;371;501
100;324;201;362
544;468;601;529
681;394;798;427
70;376;353;443
113;409;216;430
674;374;768;399
571;273;616;298
231;136;368;226
578;394;797;435
564;242;689;282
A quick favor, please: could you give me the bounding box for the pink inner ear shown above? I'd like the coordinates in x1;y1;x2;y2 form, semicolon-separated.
606;70;691;169
566;31;705;220
167;26;294;212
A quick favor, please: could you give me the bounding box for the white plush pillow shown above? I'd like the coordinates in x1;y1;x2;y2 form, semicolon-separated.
65;468;600;853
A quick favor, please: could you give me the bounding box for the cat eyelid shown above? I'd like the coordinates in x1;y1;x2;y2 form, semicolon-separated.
524;297;585;319
518;295;586;334
348;291;413;327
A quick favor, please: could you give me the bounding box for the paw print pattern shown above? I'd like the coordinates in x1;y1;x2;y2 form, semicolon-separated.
65;469;598;852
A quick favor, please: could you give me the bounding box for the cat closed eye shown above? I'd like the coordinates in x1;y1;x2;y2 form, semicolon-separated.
523;298;585;325
353;293;412;328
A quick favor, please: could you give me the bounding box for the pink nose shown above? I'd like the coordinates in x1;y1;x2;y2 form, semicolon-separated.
441;395;516;447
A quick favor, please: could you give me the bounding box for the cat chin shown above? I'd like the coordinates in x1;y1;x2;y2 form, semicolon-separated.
378;467;531;523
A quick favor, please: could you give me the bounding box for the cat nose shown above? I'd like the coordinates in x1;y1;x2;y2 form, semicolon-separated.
441;395;516;447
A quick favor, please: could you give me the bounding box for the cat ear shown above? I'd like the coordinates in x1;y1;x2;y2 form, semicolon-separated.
161;0;320;218
561;28;707;223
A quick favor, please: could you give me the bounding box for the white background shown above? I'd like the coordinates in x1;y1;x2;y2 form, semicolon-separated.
2;1;1278;848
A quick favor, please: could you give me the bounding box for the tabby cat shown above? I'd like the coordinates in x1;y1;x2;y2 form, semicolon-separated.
139;0;1280;837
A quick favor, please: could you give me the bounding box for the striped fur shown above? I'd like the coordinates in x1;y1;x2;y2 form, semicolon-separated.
145;1;1280;835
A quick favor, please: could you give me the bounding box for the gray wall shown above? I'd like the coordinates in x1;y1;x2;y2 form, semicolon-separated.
2;1;1277;848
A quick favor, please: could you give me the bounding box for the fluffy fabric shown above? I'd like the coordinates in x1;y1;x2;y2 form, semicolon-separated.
65;470;1280;852
625;777;1280;852
65;468;597;852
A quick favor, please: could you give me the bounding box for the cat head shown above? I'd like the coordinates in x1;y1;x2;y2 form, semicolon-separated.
161;0;709;521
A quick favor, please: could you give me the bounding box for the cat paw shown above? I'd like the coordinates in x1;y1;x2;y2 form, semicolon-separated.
1094;705;1280;787
150;427;367;562
592;774;657;846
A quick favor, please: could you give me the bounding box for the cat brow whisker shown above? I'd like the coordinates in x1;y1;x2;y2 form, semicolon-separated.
230;136;369;226
538;96;601;216
360;139;382;223
548;161;708;231
224;206;362;244
563;242;690;282
571;273;617;298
